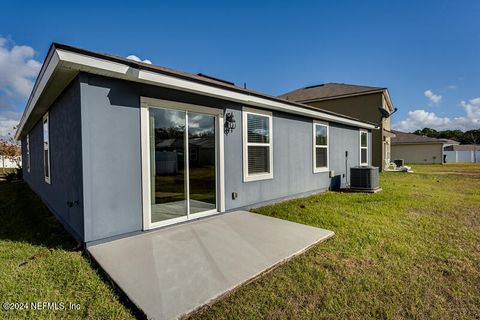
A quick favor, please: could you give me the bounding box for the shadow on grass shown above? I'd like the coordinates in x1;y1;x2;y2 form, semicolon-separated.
0;180;146;319
0;180;78;249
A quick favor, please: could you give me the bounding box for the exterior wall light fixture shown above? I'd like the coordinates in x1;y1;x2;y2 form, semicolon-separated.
224;112;236;135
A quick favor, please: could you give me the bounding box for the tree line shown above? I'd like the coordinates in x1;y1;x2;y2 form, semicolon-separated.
413;128;480;145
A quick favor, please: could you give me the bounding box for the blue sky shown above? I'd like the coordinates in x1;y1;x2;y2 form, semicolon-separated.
1;0;479;138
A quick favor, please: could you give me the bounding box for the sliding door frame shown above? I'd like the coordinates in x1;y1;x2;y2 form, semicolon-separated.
140;97;225;230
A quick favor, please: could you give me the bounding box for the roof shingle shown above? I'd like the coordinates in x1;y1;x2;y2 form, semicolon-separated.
444;144;480;151
391;130;459;145
279;83;386;102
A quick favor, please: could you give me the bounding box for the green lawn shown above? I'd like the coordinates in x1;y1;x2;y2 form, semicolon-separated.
0;182;134;319
1;164;479;319
190;164;480;319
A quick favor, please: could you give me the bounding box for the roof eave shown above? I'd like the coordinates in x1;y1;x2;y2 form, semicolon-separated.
15;45;60;140
16;46;379;139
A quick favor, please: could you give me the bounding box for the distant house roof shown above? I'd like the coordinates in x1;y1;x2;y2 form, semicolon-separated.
279;83;386;103
391;130;459;145
444;144;480;151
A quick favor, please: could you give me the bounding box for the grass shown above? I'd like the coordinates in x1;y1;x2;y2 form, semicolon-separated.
1;164;479;319
0;181;134;319
154;166;216;204
189;164;480;319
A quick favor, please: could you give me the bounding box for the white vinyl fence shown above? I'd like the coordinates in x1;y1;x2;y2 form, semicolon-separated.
0;155;21;168
445;151;480;163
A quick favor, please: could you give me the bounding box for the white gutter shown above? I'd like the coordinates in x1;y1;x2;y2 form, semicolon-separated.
16;49;377;139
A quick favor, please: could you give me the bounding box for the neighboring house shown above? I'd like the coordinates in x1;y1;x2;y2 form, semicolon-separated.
391;130;458;164
444;144;480;163
279;83;396;171
16;43;376;245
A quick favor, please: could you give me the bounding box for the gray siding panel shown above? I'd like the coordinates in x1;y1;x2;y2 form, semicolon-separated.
79;74;370;242
224;109;329;209
80;74;143;242
329;123;363;187
21;78;84;241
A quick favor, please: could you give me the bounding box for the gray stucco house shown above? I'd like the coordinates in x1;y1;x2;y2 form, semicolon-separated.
16;43;376;245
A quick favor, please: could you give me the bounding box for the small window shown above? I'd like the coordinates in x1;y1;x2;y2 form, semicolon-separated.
360;130;368;165
243;107;273;182
26;134;30;172
43;113;51;184
313;122;329;172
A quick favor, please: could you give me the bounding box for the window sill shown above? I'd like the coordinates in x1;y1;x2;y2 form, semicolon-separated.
243;173;273;182
313;167;329;174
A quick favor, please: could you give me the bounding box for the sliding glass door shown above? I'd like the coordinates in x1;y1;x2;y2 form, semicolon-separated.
187;112;216;215
149;107;217;225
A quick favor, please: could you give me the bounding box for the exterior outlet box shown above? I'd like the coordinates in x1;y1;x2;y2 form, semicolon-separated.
329;170;335;178
232;192;238;200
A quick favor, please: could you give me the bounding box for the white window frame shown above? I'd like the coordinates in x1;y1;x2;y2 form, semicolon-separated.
43;113;51;184
242;107;273;182
313;121;329;173
26;134;30;173
360;129;369;166
384;141;391;167
139;97;225;231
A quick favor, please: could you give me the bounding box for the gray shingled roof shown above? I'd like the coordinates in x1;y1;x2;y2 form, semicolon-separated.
444;144;480;151
391;130;459;145
47;44;376;127
279;83;386;102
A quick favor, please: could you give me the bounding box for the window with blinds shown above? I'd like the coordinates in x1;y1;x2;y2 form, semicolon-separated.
243;108;273;182
360;130;368;165
313;122;329;172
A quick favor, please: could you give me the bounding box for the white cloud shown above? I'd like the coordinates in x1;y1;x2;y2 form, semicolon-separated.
126;54;152;64
461;97;480;120
0;111;21;139
393;97;480;132
0;37;41;99
424;89;442;104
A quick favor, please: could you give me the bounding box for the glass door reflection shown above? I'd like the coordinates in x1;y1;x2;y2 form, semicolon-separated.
188;112;216;214
149;108;187;223
149;107;217;225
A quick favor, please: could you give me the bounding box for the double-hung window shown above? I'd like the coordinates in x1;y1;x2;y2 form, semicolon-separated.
243;107;273;182
360;129;368;165
313;121;329;172
43;113;51;184
26;134;30;172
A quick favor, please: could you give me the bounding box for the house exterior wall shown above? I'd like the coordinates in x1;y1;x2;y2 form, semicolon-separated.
381;96;392;167
391;143;443;164
306;93;383;124
21;77;84;241
303;92;387;170
79;73;371;242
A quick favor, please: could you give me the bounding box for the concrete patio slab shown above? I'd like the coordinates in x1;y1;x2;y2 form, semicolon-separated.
87;211;334;320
